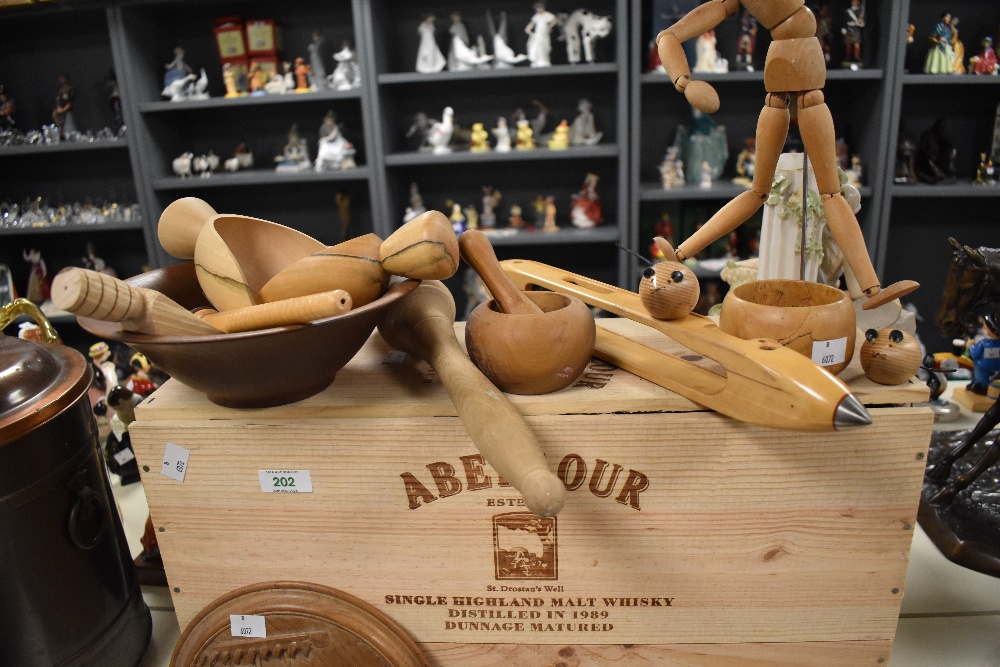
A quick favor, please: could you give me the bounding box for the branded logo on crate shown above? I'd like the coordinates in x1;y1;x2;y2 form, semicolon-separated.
493;513;558;581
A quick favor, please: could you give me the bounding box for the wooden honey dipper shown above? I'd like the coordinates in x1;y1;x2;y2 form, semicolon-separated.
378;280;566;516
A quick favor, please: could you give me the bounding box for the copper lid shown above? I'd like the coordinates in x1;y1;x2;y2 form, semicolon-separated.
0;336;91;446
171;581;427;667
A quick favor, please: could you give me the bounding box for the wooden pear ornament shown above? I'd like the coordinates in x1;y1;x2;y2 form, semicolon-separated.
860;328;922;385
157;197;324;311
379;210;459;280
460;229;596;395
378;281;566;517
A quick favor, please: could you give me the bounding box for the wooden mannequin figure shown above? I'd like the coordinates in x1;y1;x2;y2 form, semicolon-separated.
655;0;918;310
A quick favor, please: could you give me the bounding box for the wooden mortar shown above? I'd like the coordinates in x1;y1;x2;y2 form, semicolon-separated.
719;279;856;375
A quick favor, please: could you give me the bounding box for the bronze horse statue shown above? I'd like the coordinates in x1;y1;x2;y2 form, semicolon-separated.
927;238;1000;505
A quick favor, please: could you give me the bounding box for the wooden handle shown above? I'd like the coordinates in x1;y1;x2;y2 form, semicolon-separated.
459;230;541;315
158;197;218;259
379;210;460;280
52;268;220;336
378;281;566;516
200;290;353;333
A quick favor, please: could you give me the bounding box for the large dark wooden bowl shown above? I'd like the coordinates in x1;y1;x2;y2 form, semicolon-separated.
77;262;418;408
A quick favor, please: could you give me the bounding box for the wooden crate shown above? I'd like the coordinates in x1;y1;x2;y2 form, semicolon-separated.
130;319;932;666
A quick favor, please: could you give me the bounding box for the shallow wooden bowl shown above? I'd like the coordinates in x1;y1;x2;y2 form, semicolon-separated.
719;279;856;375
76;262;417;408
465;291;596;395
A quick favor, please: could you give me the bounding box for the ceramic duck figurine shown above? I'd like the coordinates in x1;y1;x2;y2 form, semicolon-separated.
427;106;455;154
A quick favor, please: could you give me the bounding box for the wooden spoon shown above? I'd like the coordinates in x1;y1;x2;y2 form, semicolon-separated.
378;281;566;516
458;229;541;315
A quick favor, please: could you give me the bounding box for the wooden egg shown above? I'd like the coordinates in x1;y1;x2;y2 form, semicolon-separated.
465;291;596;395
638;261;699;320
860;328;922;385
719;279;856;375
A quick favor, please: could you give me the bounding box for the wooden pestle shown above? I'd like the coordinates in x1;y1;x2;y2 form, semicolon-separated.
198;289;353;333
52;268;221;336
378;281;566;516
156;196;220;259
458;229;541;315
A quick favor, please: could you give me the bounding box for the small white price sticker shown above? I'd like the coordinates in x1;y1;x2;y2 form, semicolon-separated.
985;347;1000;359
258;470;313;493
113;448;136;466
160;443;190;482
811;337;848;367
230;614;266;638
383;350;407;364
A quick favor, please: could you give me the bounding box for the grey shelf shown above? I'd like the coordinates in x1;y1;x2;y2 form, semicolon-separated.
384;144;619;167
378;63;618;84
0;221;144;237
891;183;1000;198
902;74;1000;86
0;139;129;157
138;89;363;114
640;182;874;201
152;167;372;191
480;225;620;246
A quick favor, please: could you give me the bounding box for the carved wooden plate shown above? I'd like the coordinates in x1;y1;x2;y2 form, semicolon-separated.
170;581;427;667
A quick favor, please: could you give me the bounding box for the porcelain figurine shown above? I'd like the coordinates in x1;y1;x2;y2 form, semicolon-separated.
693;30;727;73
331;41;361;90
569;98;602;146
515;119;536;150
105;72;123;130
674;106;727;185
248;63;268;95
163;47;193;90
816;4;834;64
282;61;295;90
525;3;558;67
481;186;501;229
548;119;570;149
52;74;76;138
968;315;1000;395
698;160;713;188
924;13;956;75
427;107;455;154
488;11;528;68
542;195;558;232
190;68;209;99
315;112;355;171
416;14;447;73
404;183;427;224
223;63;241;97
172;151;193;178
974;153;996;185
464;204;479;230
915;118;957;184
894;130;918;184
659;146;684;189
841;0;864;68
950;17;965;74
294;57;312;92
509;204;527;228
22;248;49;303
735;8;758;71
448;11;492;71
450;202;466;234
161;72;195;101
654;0;919;310
492;117;513;152
406;112;432;151
732;137;756;187
469;122;490;152
308;32;328;91
558;9;612;65
570;173;602;228
275;124;311;171
650;213;675;258
970;37;999;75
0;85;14;132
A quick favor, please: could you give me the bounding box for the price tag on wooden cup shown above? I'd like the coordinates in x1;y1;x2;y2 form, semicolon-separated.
258;470;313;493
229;614;266;638
812;337;848;367
160;443;190;482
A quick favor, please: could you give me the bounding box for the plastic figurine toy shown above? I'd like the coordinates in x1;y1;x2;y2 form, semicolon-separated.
525;3;558;67
655;0;919;310
294;57;313;92
570;173;603;228
487;11;528;68
492;117;513;152
416;14;447;73
968;314;1000;395
924;13;956;75
427;106;455;154
569;98;602;146
515;119;536;150
860;328;922;385
469;122;490;152
52;74;76;138
274;124;310;171
308;32;328;91
970;37;999;75
331;41;361;90
548;119;570;149
558;9;613;65
735;8;758;71
841;0;864;68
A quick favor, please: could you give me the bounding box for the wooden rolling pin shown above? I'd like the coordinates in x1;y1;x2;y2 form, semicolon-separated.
378;281;566;516
500;260;872;432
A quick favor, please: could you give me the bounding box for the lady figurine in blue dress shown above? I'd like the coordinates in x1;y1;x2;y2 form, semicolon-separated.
923;13;956;74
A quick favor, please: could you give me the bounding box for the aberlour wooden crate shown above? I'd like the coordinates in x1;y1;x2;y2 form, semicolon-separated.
130;319;933;666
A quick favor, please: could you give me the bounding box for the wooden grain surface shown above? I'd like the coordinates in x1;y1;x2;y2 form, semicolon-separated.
130;319;931;665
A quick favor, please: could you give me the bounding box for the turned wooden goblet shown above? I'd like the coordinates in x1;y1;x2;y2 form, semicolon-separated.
719;279;856;375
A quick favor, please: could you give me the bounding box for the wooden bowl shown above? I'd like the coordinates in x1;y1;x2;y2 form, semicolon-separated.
719;279;856;375
465;291;596;395
76;262;418;408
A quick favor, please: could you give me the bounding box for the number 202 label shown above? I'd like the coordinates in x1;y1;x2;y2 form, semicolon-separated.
257;470;313;493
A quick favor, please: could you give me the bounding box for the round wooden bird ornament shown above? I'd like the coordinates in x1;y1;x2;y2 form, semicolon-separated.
638;261;700;320
860;328;921;385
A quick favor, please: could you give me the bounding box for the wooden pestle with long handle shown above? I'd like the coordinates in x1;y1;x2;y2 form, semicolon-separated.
458;229;541;315
198;289;353;333
378;281;566;516
52;268;221;336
